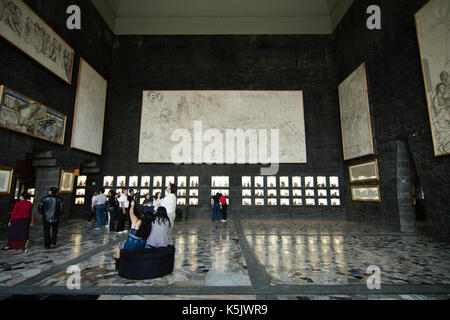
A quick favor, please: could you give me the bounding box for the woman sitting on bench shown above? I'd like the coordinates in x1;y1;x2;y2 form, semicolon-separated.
146;207;172;248
114;200;151;261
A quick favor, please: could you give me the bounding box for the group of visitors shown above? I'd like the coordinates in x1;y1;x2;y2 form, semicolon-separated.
90;185;177;236
211;193;228;222
111;185;177;270
3;187;63;251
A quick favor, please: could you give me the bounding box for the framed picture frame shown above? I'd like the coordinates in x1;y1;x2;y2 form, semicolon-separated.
0;0;74;84
0;85;67;145
59;170;75;194
415;0;450;157
71;58;108;155
349;159;380;183
338;63;375;161
351;185;381;202
0;167;14;195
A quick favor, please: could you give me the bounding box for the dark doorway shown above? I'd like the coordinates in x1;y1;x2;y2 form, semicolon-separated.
412;160;428;234
11;153;36;202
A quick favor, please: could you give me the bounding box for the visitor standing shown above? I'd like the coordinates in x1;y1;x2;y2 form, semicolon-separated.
106;191;119;232
117;189;129;234
153;192;163;211
88;191;98;224
142;193;154;216
38;187;63;249
127;189;139;230
91;189;108;230
2;192;34;251
219;193;228;222
211;193;220;222
161;184;177;229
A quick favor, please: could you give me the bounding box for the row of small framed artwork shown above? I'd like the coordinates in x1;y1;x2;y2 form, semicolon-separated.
0;166;74;195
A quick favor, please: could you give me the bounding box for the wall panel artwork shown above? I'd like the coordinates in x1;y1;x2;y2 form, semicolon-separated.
0;0;74;84
71;58;108;155
0;85;66;144
338;63;374;161
139;91;307;164
415;0;450;157
0;166;13;194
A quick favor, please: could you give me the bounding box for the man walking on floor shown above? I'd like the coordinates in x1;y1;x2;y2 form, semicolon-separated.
38;187;63;249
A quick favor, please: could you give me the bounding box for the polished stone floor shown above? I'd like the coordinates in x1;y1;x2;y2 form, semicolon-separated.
0;219;449;300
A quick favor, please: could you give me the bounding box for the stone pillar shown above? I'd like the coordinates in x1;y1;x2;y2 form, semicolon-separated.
397;140;417;233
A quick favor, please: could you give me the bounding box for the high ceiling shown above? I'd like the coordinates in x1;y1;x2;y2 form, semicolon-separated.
91;0;354;35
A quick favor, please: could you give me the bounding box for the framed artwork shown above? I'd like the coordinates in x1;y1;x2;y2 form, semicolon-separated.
116;176;126;187
103;176;114;187
0;0;74;84
415;0;450;157
76;175;87;187
141;176;151;187
338;63;375;161
349;159;379;183
0;86;66;145
59;170;75;194
139;91;307;164
71;58;108;155
0;166;14;195
351;186;381;202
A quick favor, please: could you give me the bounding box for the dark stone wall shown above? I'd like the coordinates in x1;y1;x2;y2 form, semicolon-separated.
102;35;347;220
334;0;450;241
0;0;114;233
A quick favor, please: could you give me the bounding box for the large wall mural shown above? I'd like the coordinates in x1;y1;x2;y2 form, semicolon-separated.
139;91;307;164
0;0;74;84
338;63;374;161
415;0;450;157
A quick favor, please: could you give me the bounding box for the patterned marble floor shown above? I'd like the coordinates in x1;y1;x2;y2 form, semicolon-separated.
242;220;450;286
0;219;449;300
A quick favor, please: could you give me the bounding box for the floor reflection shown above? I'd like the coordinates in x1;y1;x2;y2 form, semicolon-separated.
33;221;250;288
243;220;450;286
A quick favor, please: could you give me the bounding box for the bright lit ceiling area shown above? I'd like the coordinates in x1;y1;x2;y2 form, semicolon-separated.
91;0;354;35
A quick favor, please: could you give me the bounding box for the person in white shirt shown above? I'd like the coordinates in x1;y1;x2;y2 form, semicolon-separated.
88;192;98;224
91;189;108;230
117;190;129;234
161;184;177;230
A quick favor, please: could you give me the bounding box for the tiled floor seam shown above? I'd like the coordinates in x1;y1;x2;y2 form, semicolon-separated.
233;220;278;300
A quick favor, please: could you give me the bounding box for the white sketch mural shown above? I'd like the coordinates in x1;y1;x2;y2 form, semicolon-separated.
415;0;450;156
139;91;307;164
71;59;108;155
0;0;74;83
338;63;374;161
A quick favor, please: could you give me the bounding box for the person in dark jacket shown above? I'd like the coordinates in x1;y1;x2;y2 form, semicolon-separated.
107;191;119;232
38;187;63;249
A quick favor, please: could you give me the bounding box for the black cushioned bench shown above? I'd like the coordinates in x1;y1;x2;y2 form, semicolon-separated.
118;245;175;280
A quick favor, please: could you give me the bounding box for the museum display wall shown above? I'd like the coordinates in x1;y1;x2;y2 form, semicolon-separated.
334;0;450;240
0;0;114;231
100;34;347;220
